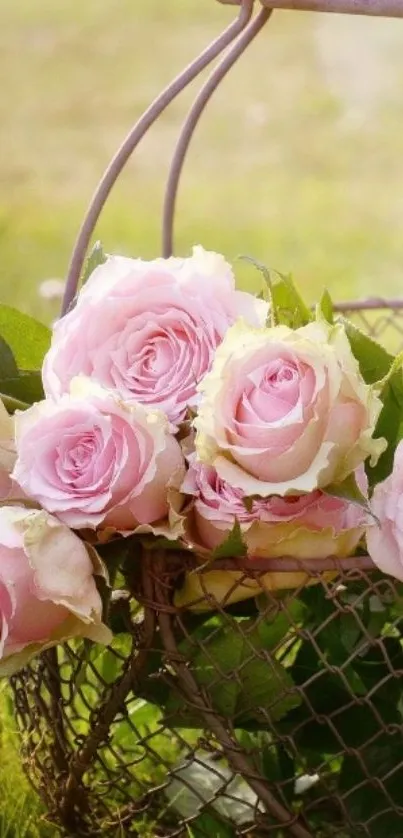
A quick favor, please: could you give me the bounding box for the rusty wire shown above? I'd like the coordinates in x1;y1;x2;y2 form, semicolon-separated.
10;529;403;837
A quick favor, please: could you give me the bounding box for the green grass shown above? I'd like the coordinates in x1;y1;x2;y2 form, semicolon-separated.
2;0;403;321
2;0;403;834
0;688;56;837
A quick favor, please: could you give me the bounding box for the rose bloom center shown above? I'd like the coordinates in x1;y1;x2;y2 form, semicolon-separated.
57;430;100;485
239;358;301;424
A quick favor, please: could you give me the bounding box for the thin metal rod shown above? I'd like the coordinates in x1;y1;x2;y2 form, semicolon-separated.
213;554;376;572
218;0;403;17
157;577;313;838
162;7;272;258
61;0;255;317
262;0;403;15
334;297;403;312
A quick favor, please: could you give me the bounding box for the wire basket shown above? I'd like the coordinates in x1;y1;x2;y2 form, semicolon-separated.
9;2;403;837
10;540;403;838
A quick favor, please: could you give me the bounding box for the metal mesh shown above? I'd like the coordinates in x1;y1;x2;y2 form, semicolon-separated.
9;302;403;838
10;564;403;838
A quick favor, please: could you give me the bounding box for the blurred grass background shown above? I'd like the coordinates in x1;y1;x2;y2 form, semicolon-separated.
2;0;403;834
3;0;403;323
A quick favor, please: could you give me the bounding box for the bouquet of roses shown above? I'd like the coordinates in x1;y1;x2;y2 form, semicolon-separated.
0;244;402;677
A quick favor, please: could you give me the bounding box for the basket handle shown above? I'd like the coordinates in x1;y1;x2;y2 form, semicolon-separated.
162;5;272;258
61;0;256;317
219;0;403;18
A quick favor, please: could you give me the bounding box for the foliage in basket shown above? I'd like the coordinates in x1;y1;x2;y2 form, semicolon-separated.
2;245;403;834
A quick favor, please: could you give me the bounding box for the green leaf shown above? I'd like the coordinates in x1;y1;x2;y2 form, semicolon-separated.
166;611;301;727
186;629;248;718
238;255;275;327
317;288;334;324
352;637;403;698
375;349;403;394
323;472;373;517
0;305;50;370
0;337;19;379
276;583;403;794
0;371;44;405
239;256;311;328
256;600;307;650
95;636;131;685
254;734;295;799
0;392;29;412
234;657;300;724
338;612;361;653
0;326;45;409
369;371;403;484
268;269;312;329
81;240;107;287
212;520;247;560
113;701;162;751
340;316;393;384
187;810;234;838
127;697;161;729
340;316;403;484
339;738;403;837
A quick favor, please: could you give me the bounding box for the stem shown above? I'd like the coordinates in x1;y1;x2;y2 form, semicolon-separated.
42;648;69;776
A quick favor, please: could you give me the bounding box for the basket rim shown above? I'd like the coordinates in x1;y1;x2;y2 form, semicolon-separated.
333;297;403;312
200;555;376;573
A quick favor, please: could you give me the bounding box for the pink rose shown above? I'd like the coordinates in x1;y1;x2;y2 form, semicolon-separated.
195;319;385;496
175;461;369;611
367;441;403;582
0;507;111;677
12;378;185;532
43;247;267;426
183;459;368;556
